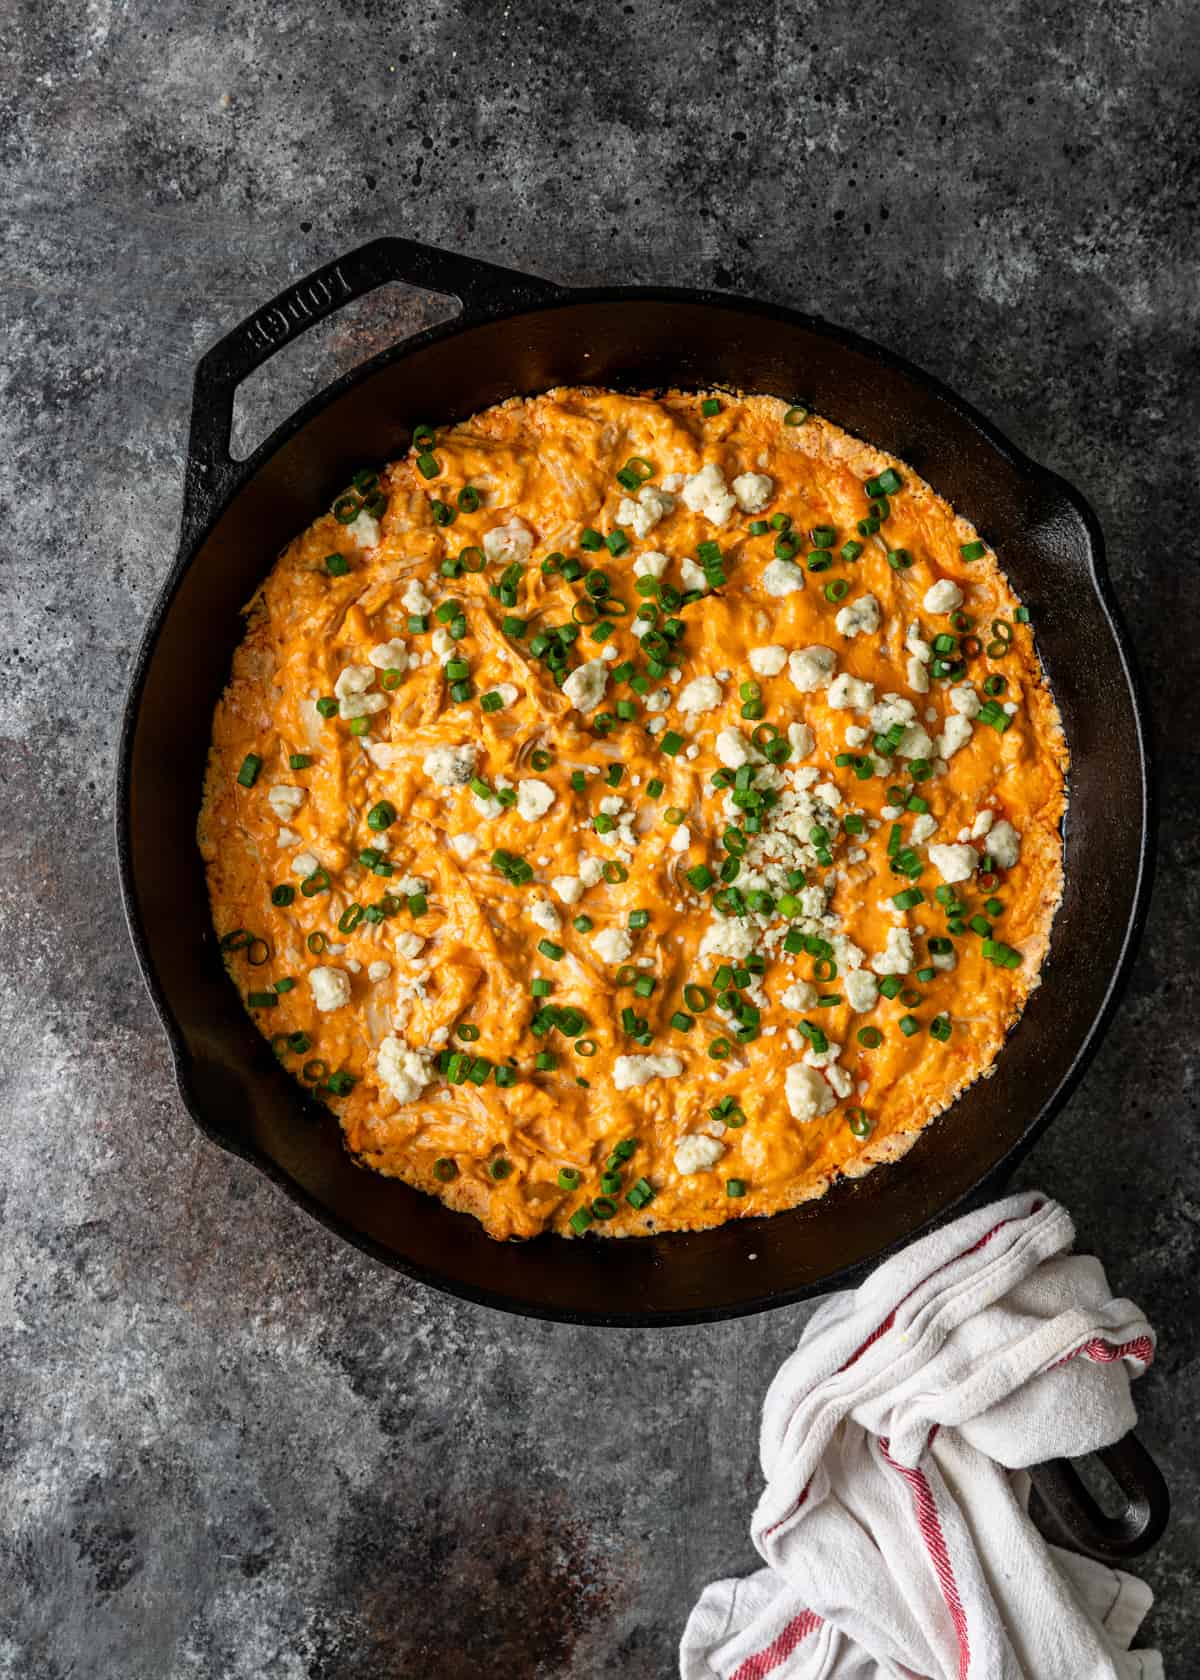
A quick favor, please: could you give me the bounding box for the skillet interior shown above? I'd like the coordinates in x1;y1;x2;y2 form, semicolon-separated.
118;257;1150;1324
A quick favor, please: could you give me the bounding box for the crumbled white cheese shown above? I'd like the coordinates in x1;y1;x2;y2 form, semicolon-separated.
669;823;690;852
870;694;918;733
936;715;974;760
698;918;758;963
562;659;609;713
749;644;788;677
516;778;556;822
490;682;520;709
762;558;806;596
680;463;737;526
844;725;869;749
309;966;351;1012
368;639;408;671
267;784;305;820
618;484;675;539
592;926;633;965
987;819;1021;869
911;813;938;845
678;675;723;715
422;743;477;786
674;1132;725;1173
834;593;882;639
833;935;866;972
394;932;425;961
844;969;879;1012
828;672;875;711
948;684;981;719
731;471;774;514
971;809;996;841
335;664;375;700
292;851;320;877
680;556;709;593
368;960;392;983
551;874;584;905
896;724;935;760
871;926;915;976
276;827;299;847
906;656;931;694
929;842;978;884
340;689;387;721
781;980;819;1011
634;549;670;580
347;509;380;549
614;1053;684;1091
786;1063;836;1123
645;686;671;714
788;646;836;693
788;722;815;758
482;519;534;566
715;727;755;769
578;858;605;887
335;663;387;720
924;578;964;614
377;1035;434;1104
402;577;432;614
528;897;562;934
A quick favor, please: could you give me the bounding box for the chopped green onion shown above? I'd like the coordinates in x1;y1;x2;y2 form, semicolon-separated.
236;754;262;787
701;397;721;416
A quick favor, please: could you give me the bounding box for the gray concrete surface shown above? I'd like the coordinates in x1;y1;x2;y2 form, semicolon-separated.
2;1;1197;1673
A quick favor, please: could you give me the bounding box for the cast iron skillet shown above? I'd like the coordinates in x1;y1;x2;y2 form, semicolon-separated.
117;235;1165;1561
118;237;1153;1325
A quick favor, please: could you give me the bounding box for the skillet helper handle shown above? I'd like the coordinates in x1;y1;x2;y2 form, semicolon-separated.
181;235;564;547
1027;1433;1169;1563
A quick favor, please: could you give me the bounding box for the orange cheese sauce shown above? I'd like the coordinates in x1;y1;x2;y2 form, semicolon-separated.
199;390;1066;1240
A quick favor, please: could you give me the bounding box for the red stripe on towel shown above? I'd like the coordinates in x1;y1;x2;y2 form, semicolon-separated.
730;1609;823;1680
1048;1334;1155;1372
880;1435;971;1680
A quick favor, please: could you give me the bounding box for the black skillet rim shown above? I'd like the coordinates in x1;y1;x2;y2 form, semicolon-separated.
115;256;1155;1326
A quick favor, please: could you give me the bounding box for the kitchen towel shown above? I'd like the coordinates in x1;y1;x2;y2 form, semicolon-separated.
681;1190;1161;1679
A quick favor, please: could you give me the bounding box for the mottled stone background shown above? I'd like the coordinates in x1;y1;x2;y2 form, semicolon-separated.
2;1;1197;1674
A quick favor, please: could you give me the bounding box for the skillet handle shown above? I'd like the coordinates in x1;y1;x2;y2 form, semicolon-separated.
181;236;564;547
1027;1433;1169;1563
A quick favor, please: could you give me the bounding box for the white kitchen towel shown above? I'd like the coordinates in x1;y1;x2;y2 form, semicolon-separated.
681;1191;1161;1680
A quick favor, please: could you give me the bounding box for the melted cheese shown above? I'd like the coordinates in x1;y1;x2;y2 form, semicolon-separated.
199;389;1067;1240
